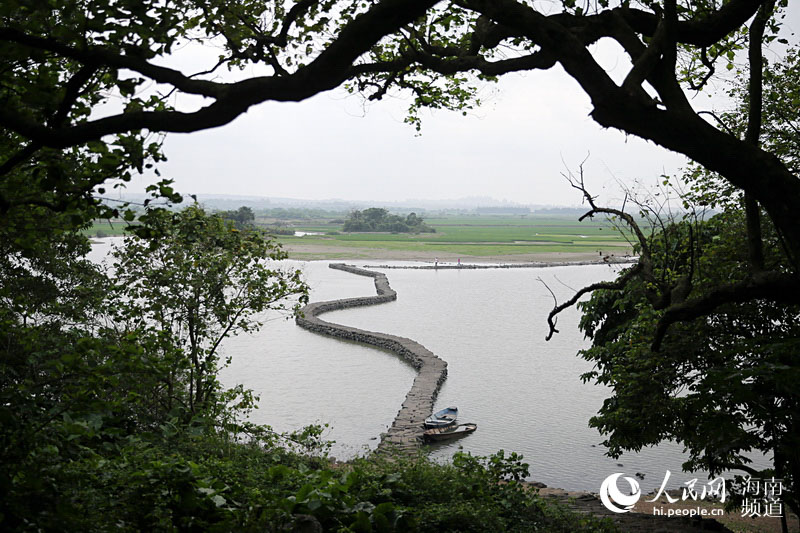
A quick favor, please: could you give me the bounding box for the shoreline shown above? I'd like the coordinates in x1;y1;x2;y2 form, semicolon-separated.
366;258;636;270
283;243;633;264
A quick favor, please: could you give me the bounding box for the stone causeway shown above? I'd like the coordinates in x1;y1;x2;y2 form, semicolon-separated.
295;263;448;455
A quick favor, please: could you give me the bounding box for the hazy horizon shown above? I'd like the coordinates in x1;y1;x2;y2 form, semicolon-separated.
123;40;695;208
116;190;628;212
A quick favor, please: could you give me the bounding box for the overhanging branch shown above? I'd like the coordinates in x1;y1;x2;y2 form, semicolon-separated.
544;262;643;341
0;0;440;147
651;271;800;350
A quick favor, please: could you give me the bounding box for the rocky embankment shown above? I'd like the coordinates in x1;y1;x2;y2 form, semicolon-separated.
370;257;636;270
295;263;447;454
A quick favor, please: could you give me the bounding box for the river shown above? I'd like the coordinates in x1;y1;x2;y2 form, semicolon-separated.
217;259;717;493
89;238;765;492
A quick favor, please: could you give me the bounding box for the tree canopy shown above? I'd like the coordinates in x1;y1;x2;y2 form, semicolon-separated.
219;206;256;229
576;208;800;518
0;203;312;528
343;208;435;233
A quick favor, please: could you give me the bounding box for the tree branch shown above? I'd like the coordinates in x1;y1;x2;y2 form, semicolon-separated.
622;5;668;94
403;48;557;76
0;0;440;147
651;271;800;350
619;0;763;47
0;143;40;180
0;28;226;98
51;65;98;127
742;0;775;273
543;263;643;341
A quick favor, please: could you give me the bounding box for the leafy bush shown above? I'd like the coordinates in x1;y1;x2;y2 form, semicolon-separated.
41;434;617;533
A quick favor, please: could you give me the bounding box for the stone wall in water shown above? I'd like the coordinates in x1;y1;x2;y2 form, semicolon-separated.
295;263;447;454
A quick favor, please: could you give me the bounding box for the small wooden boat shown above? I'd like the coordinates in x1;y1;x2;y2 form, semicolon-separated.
424;406;458;428
424;423;477;442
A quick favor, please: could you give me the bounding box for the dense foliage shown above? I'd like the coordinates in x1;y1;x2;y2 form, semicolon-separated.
112;206;308;418
578;210;799;515
0;206;309;530
343;208;435;233
568;48;800;521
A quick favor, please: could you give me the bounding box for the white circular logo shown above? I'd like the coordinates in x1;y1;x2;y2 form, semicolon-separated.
600;473;641;513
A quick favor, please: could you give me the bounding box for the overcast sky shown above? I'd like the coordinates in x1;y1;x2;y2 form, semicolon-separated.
122;8;799;208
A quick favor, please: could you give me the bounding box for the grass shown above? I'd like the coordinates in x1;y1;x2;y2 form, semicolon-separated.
274;214;634;257
86;214;635;257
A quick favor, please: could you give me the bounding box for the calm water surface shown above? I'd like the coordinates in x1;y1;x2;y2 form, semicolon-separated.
306;262;695;492
90;239;764;491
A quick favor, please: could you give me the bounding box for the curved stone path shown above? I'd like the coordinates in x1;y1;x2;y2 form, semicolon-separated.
295;263;448;455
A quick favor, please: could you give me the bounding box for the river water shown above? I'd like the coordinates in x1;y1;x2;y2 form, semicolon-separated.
217;260;718;492
89;239;764;492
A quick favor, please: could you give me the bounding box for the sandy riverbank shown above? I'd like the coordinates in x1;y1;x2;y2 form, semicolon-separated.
283;243;632;263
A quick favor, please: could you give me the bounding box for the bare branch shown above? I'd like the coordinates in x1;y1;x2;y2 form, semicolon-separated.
562;161;653;264
543;263;644;341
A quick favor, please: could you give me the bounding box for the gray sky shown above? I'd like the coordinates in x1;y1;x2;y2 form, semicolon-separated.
122;9;798;207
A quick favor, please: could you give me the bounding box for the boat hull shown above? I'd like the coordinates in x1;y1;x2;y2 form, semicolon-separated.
423;406;458;428
423;423;477;441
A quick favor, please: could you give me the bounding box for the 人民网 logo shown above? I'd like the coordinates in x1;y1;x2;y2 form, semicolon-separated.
600;473;642;513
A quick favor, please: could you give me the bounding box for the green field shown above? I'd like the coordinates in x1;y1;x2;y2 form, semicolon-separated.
83;220;132;237
271;214;634;258
85;213;634;257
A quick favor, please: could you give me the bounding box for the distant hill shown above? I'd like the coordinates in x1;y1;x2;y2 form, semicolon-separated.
109;193;558;212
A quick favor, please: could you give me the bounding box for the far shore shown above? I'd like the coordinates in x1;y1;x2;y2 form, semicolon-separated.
283;243;634;264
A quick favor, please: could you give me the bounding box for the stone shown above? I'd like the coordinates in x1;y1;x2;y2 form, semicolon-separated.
296;264;448;456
